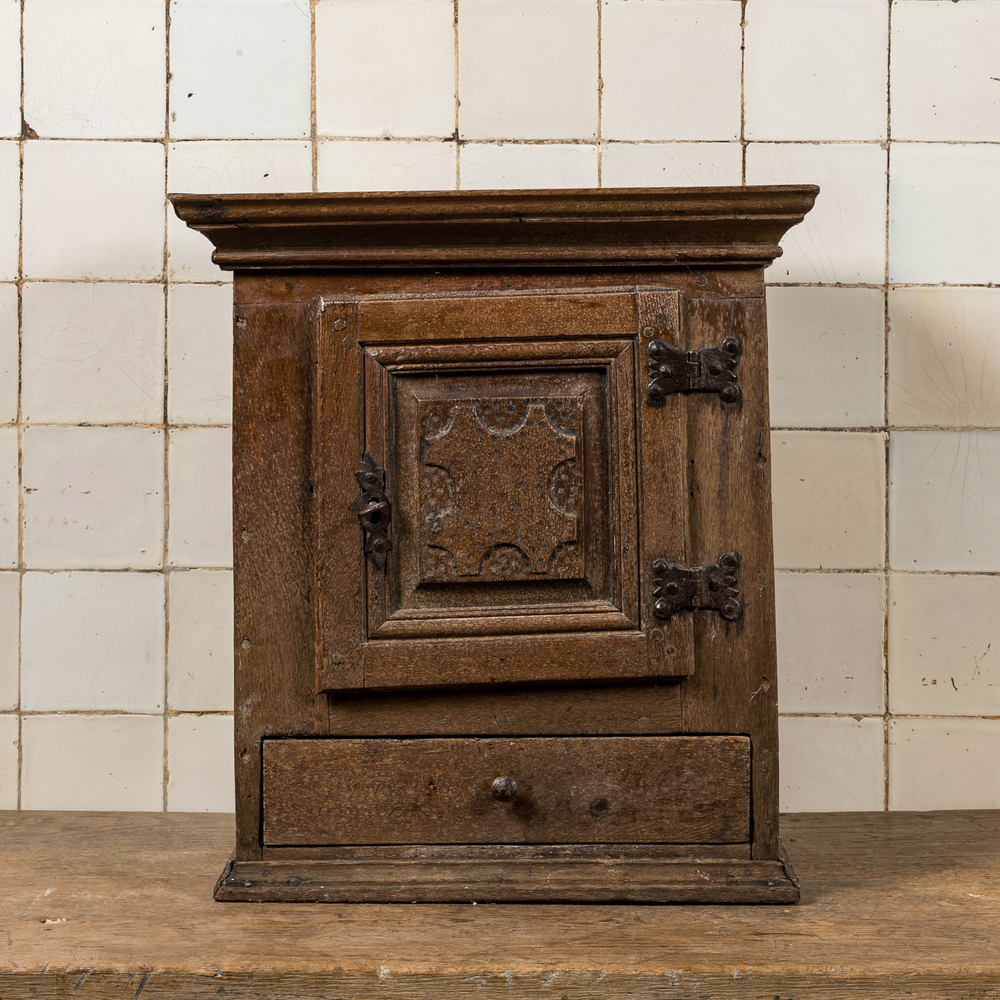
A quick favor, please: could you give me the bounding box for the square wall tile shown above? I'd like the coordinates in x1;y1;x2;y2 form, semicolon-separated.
776;572;885;714
167;140;312;282
767;287;885;429
889;144;1000;285
889;431;1000;571
318;141;457;192
889;574;1000;717
601;0;741;141
771;431;886;570
23;0;165;139
460;144;598;190
779;716;884;812
22;571;164;712
601;143;742;188
747;143;887;284
168;570;233;712
0;427;15;568
0;283;15;423
892;1;1000;141
168;427;233;568
889;287;1000;429
23;140;164;280
167;715;234;811
745;0;887;141
316;0;455;139
22;282;165;424
0;141;18;281
22;426;164;569
0;1;18;138
167;284;232;425
0;572;17;711
169;0;311;140
21;713;163;810
889;718;1000;810
458;0;597;141
0;713;15;808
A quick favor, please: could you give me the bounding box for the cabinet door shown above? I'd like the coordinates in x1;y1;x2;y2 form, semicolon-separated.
317;289;697;692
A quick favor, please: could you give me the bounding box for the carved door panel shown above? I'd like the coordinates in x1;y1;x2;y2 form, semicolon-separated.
317;289;701;693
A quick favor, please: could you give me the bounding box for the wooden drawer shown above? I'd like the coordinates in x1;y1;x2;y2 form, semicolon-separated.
262;736;750;846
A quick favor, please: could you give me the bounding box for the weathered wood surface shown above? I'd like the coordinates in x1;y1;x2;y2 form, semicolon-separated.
1;810;998;998
261;735;750;846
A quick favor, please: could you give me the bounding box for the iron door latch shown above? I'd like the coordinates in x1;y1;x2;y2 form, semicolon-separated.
647;336;742;406
651;552;742;622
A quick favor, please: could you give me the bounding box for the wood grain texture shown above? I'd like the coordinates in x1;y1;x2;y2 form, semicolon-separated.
325;682;683;736
1;811;998;997
261;735;750;846
169;187;819;271
677;296;780;858
232;300;328;858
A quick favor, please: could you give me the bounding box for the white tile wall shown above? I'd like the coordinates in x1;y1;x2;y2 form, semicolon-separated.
0;572;17;711
767;287;885;428
889;431;1000;572
0;1;19;139
168;0;312;140
889;287;1000;429
21;571;165;712
0;713;16;809
891;1;1000;142
601;0;742;142
458;0;597;141
22;282;165;424
744;0;887;142
167;427;233;568
747;143;888;284
23;141;165;280
318;140;457;192
0;283;15;423
601;143;742;188
167;570;233;712
22;426;165;570
1;0;995;814
167;714;234;811
0;141;19;281
167;284;233;425
315;0;455;139
460;143;598;190
23;0;166;139
21;713;163;810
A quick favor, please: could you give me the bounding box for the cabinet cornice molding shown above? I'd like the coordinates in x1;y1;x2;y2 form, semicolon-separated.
169;185;819;271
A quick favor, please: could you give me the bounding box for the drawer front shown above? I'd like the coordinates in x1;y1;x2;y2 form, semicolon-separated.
263;736;750;846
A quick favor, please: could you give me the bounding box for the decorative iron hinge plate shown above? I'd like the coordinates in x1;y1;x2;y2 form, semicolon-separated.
651;552;743;622
646;336;742;406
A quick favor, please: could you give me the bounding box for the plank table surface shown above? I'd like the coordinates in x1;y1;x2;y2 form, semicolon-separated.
0;809;997;998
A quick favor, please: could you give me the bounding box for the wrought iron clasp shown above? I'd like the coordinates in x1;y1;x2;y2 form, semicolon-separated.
352;452;392;570
647;336;742;406
651;552;742;622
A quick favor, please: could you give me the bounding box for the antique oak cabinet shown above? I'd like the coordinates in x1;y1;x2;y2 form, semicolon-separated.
171;186;818;904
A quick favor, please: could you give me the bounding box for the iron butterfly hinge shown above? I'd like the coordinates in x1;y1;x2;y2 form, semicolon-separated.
646;336;742;407
651;552;743;622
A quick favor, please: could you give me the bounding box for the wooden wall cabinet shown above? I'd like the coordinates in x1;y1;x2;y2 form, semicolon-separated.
170;186;818;904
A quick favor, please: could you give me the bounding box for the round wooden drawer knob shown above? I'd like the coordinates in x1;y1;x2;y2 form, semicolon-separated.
491;776;517;802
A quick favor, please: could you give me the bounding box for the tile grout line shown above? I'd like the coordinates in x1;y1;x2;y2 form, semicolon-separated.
740;0;747;185
162;0;173;813
595;0;602;187
310;0;318;193
882;0;893;813
15;0;24;810
453;0;460;190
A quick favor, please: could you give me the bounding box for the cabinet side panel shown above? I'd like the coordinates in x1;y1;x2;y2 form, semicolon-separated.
678;295;780;859
233;296;328;859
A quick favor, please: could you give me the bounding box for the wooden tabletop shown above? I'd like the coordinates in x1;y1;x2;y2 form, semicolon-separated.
1;810;997;998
